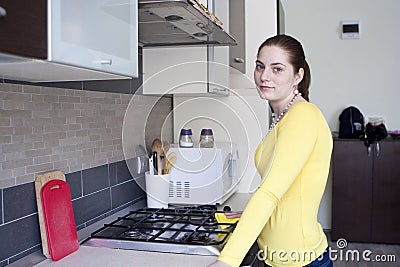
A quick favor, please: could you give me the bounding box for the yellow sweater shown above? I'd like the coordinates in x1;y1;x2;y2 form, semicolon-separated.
218;102;333;267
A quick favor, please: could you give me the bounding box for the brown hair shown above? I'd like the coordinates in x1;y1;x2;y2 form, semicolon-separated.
257;34;310;101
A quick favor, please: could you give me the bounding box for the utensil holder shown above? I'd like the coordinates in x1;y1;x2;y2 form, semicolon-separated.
145;172;171;208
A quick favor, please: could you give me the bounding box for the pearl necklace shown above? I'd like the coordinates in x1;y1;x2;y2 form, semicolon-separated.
269;92;301;132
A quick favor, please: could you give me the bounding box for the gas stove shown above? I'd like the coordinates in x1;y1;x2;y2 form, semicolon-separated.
82;205;260;266
81;205;237;256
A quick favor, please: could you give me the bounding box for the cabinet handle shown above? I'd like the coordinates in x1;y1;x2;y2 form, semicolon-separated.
0;6;7;17
375;142;380;157
233;57;244;63
100;59;113;65
367;145;372;157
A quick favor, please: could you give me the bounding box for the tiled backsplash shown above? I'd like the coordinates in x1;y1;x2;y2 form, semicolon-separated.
0;82;173;265
0;83;172;188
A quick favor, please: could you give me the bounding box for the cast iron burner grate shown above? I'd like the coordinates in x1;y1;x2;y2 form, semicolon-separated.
89;205;235;245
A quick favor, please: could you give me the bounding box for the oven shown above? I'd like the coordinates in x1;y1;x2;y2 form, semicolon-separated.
81;205;261;267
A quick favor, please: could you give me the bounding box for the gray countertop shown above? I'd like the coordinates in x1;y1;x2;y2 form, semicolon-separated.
17;193;252;267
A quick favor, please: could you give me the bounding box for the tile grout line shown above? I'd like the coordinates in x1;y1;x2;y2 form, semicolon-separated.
2;212;38;226
108;163;113;212
1;188;3;225
80;170;83;198
8;243;41;264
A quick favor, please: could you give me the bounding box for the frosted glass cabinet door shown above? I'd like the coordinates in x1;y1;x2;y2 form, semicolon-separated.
49;0;138;77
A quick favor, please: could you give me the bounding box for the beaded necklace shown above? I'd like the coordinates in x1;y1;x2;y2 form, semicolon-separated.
269;92;301;132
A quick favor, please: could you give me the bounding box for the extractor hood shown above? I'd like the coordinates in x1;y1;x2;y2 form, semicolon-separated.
138;0;236;47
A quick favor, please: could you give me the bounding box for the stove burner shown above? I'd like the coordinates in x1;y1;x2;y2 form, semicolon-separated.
148;213;165;221
123;227;155;239
205;216;217;225
182;232;210;243
125;230;142;238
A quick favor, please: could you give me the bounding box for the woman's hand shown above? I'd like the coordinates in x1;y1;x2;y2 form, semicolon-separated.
207;260;232;267
225;211;243;219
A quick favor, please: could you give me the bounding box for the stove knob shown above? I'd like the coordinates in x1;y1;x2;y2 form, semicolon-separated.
223;205;232;212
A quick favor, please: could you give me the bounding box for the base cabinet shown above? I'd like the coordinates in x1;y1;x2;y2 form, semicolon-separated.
332;139;400;243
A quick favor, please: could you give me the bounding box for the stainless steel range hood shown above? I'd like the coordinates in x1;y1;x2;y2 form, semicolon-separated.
138;0;236;47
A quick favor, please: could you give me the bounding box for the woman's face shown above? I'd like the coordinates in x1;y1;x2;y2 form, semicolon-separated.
254;45;303;102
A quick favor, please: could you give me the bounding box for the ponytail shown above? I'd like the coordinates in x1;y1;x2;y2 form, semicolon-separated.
298;60;310;101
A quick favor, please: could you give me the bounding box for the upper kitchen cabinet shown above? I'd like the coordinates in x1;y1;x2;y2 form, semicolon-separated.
0;0;138;82
230;0;278;89
142;0;233;95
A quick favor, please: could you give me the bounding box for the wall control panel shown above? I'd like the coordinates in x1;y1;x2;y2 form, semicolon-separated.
341;21;360;40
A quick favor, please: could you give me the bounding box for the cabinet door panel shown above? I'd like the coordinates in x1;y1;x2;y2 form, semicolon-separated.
0;0;47;58
50;0;138;77
332;140;373;242
371;141;400;243
229;0;245;73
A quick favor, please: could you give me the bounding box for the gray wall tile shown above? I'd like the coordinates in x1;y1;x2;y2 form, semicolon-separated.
116;160;133;183
72;189;111;226
0;214;40;263
3;183;36;223
82;165;109;195
8;244;41;265
111;179;144;210
0;189;2;224
65;171;82;200
109;162;117;186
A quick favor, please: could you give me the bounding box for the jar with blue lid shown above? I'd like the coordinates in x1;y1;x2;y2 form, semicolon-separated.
199;128;214;148
179;129;193;147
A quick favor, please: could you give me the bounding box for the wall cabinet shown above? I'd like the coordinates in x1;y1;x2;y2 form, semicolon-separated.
229;0;245;74
0;0;138;82
331;139;400;243
229;0;278;89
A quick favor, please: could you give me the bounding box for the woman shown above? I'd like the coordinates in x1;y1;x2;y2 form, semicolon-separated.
207;35;333;267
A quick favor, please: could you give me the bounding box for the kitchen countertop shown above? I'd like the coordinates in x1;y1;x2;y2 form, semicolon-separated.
33;246;217;267
25;193;252;267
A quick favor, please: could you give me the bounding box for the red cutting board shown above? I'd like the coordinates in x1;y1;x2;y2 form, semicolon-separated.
41;179;79;261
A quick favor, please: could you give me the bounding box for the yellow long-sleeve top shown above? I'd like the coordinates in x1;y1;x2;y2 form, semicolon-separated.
218;102;333;267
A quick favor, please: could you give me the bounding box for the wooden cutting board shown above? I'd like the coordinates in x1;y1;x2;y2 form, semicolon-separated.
41;179;79;261
35;170;66;258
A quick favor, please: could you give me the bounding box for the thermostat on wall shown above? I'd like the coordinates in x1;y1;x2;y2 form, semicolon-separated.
341;21;360;40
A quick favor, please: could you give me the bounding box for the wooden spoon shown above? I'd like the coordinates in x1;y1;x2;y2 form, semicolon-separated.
165;153;177;174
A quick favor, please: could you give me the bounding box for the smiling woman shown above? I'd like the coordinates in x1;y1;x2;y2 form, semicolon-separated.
207;35;333;267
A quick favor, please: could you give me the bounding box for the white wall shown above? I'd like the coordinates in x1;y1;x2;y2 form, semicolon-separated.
281;0;400;130
173;90;269;193
281;0;400;229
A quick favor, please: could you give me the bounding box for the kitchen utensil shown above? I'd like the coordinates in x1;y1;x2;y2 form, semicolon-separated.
160;154;165;174
161;141;170;174
165;152;177;174
151;138;162;174
162;140;170;155
35;170;67;258
179;129;193;147
149;156;154;175
152;152;158;174
41;179;79;261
